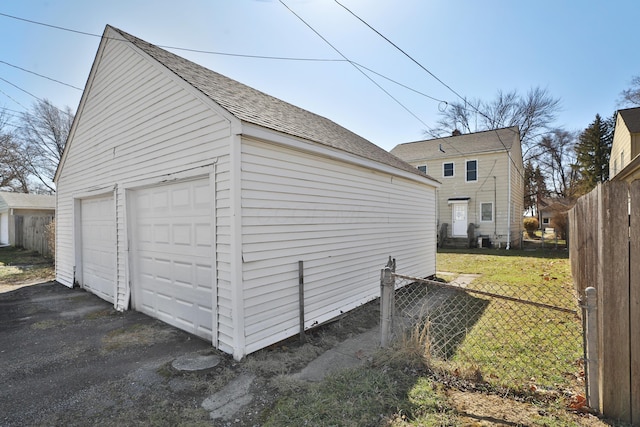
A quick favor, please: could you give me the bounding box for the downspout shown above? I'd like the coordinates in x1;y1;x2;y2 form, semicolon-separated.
493;176;497;237
506;152;512;250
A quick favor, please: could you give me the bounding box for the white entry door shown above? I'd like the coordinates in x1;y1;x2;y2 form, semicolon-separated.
451;202;468;237
130;178;214;341
80;195;116;303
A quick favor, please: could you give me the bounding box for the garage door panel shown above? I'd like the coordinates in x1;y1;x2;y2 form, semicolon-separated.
131;178;214;341
80;195;115;303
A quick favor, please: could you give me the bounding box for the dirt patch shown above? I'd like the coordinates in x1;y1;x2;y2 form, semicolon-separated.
448;389;605;426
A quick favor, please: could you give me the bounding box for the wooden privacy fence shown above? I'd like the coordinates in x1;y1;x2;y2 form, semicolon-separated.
14;214;54;258
569;180;640;423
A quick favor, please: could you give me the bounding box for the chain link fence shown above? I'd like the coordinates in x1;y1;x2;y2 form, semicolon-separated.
381;261;584;394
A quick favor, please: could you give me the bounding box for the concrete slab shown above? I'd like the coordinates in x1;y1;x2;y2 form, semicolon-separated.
292;327;380;382
201;373;256;420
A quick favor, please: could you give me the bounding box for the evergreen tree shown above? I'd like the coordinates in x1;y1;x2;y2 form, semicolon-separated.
524;160;548;215
574;114;613;193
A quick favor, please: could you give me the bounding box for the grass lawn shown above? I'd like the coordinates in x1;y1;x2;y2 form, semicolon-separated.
263;249;596;426
435;248;582;391
0;246;54;289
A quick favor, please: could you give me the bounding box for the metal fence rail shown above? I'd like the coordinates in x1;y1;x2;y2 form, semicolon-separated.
381;264;584;393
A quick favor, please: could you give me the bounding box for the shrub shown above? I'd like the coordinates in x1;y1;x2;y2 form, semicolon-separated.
523;217;539;238
551;211;568;239
45;219;55;259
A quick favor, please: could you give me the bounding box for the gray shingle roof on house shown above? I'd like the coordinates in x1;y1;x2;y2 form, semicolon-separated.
390;126;520;162
110;26;431;179
0;192;55;210
619;107;640;134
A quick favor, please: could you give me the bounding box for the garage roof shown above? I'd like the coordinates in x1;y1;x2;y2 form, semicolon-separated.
109;26;432;180
0;192;55;210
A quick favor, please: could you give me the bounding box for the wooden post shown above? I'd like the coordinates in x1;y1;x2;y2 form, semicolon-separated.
299;260;305;342
598;181;631;421
630;181;640;423
380;257;396;348
584;286;599;412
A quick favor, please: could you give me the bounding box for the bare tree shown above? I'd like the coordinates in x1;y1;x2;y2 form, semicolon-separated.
429;87;562;163
618;75;640;107
537;129;579;199
0;112;30;192
18;99;74;193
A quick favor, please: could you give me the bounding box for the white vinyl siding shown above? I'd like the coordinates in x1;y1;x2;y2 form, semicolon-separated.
55;37;233;350
240;139;436;354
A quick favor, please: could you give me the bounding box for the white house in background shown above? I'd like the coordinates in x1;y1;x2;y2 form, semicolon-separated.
610;107;640;183
54;26;439;360
0;192;55;247
391;127;524;249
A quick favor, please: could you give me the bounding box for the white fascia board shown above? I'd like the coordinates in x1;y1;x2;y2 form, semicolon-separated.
239;123;440;188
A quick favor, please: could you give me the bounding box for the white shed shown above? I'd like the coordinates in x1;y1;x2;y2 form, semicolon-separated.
54;26;439;360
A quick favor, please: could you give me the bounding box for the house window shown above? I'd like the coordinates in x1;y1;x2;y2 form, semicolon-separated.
481;202;493;221
466;160;478;182
417;165;427;173
621;151;625;168
542;217;550;225
443;162;454;177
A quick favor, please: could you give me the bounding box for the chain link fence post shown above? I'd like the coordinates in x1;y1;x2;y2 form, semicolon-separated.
380;257;396;348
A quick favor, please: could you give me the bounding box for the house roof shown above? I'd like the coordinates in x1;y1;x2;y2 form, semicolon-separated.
0;192;55;210
618;107;640;134
390;126;520;161
107;26;431;180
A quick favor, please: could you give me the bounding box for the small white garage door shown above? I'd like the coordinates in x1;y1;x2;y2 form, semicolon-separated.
80;195;116;303
0;213;8;245
130;178;214;341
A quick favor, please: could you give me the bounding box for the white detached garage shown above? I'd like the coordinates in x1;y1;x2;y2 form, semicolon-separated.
54;26;439;360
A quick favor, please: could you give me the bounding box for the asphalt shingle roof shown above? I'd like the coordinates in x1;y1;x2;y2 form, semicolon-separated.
618;107;640;134
390;127;520;162
109;26;430;179
0;192;55;210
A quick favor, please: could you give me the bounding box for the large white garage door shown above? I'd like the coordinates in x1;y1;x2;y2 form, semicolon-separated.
80;195;116;303
131;178;214;341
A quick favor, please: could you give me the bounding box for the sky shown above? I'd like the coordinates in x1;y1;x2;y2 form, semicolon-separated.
1;0;639;152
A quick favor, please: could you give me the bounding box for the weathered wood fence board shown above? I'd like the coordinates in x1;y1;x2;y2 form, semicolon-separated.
569;181;639;423
14;214;54;258
631;181;640;423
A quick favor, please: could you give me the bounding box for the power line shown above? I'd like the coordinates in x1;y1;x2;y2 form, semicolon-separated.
0;86;29;110
0;60;83;90
278;0;438;134
333;0;523;176
334;0;465;105
0;10;448;110
0;76;74;118
351;61;447;104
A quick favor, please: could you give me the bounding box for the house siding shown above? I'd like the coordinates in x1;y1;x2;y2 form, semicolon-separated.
611;114;632;178
240;138;436;354
402;148;523;247
55;37;233;349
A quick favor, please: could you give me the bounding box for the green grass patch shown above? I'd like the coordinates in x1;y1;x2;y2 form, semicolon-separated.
432;249;582;391
264;362;457;426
